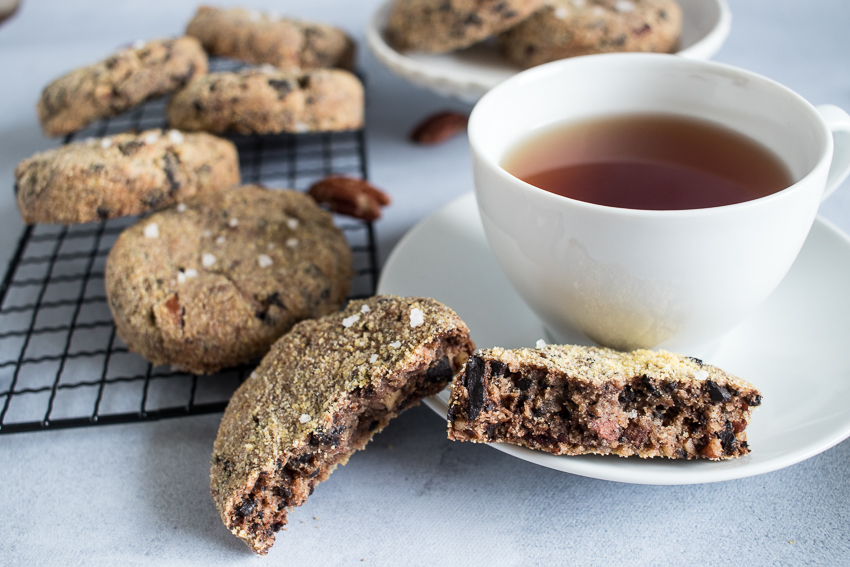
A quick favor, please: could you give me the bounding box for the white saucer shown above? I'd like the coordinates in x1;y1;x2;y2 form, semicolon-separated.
367;0;732;103
377;193;850;485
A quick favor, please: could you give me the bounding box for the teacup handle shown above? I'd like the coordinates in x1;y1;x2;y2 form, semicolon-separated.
817;104;850;202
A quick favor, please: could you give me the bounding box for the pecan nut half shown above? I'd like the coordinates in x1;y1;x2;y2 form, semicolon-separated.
410;111;469;144
308;176;391;221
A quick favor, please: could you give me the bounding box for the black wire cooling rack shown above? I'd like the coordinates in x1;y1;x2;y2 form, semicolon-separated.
0;60;376;435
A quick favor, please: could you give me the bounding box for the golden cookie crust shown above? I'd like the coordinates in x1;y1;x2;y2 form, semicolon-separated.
186;5;355;70
167;68;364;135
38;37;208;136
498;0;682;68
14;129;238;225
105;185;353;374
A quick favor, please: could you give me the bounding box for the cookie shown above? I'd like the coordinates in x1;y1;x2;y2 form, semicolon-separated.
385;0;544;54
38;37;208;137
498;0;682;69
14;129;238;225
105;185;353;375
447;345;761;460
166;67;364;135
186;6;355;70
210;295;475;554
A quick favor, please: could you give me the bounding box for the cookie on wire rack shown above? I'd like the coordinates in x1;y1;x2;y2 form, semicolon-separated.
14;129;238;225
105;184;352;375
167;67;363;135
38;37;207;137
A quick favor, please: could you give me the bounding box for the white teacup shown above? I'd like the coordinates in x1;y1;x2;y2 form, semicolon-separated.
469;53;850;355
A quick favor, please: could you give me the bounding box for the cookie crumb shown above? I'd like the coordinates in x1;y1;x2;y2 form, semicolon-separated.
144;222;159;238
287;218;299;230
258;254;273;268
100;137;113;149
168;129;185;144
389;341;401;348
536;339;546;348
286;238;298;248
202;253;216;267
299;413;311;423
369;354;378;363
342;314;360;328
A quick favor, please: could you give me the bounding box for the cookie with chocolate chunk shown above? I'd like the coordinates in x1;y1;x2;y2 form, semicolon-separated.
210;295;475;554
498;0;682;69
448;344;761;460
14;129;238;225
105;185;352;374
186;6;355;70
386;0;544;54
38;37;207;136
167;68;364;135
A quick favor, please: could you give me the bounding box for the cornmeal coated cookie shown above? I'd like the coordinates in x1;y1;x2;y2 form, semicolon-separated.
105;185;353;375
14;129;238;225
386;0;544;54
186;6;355;70
448;345;762;460
38;37;208;137
211;296;475;554
167;68;364;135
498;0;682;69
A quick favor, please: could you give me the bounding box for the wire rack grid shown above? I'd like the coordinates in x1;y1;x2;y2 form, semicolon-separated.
0;60;377;434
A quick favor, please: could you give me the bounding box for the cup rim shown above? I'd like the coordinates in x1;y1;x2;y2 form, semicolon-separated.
468;52;832;218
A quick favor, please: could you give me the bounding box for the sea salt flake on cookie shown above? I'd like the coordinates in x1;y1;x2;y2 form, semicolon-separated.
184;268;198;278
177;271;187;284
258;254;273;268
342;314;360;328
615;0;635;12
144;131;160;144
202;253;216;267
695;369;709;381
216;236;226;244
144;222;159;238
177;203;187;213
100;138;113;149
361;304;371;313
229;217;239;227
168;129;185;144
299;414;311;424
287;218;299;230
369;354;378;363
132;39;146;50
286;238;298;248
410;307;424;328
389;341;401;348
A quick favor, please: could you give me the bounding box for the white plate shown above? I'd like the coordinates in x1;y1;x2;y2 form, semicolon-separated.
367;0;732;103
377;193;850;484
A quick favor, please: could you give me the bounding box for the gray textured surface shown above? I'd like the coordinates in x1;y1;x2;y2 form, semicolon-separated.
0;1;849;565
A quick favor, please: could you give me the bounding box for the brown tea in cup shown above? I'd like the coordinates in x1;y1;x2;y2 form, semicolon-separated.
502;113;794;210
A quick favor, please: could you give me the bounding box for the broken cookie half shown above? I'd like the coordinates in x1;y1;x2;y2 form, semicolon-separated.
211;295;474;554
447;345;761;461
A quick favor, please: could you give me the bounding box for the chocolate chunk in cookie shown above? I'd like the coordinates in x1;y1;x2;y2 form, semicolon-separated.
210;295;474;554
105;185;352;374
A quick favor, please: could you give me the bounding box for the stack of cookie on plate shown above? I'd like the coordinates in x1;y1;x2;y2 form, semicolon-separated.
385;0;683;68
